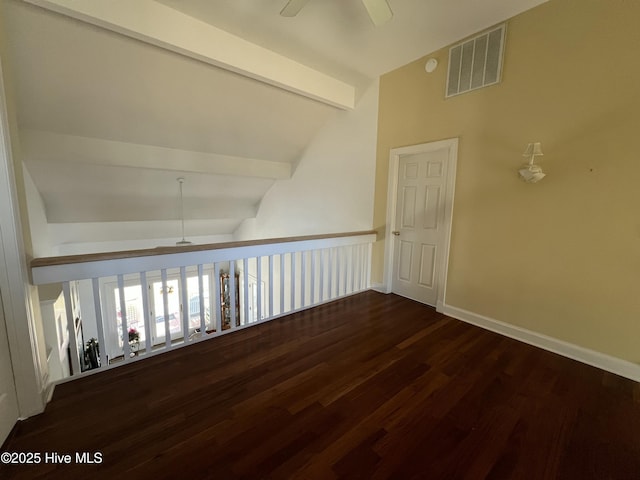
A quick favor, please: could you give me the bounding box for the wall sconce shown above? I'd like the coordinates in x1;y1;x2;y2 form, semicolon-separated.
519;142;545;183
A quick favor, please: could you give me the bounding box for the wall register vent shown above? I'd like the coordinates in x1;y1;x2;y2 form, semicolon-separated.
446;24;506;98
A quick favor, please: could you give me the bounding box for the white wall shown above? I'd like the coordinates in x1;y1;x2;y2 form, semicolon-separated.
51;231;234;256
234;79;379;240
22;78;379;257
22;162;51;257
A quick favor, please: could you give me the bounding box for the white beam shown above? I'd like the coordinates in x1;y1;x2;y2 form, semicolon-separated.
23;0;356;109
21;130;291;180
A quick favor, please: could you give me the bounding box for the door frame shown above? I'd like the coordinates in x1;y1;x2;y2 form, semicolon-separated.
382;138;458;311
0;56;47;419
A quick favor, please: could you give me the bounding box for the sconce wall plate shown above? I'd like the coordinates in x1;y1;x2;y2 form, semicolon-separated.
519;165;546;183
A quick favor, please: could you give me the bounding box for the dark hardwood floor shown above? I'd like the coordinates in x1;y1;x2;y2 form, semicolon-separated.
2;291;639;479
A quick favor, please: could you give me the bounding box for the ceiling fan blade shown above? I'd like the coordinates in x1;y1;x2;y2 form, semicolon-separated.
280;0;310;17
361;0;393;26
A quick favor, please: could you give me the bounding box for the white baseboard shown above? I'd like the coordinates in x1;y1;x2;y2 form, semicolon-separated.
441;304;640;383
44;381;55;404
370;283;388;293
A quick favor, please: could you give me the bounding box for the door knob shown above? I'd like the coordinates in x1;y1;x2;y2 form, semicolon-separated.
392;231;400;236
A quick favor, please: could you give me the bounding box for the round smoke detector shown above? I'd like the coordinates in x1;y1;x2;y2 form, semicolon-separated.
425;58;438;73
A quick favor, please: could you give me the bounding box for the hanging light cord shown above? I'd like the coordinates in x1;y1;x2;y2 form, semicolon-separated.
177;177;191;245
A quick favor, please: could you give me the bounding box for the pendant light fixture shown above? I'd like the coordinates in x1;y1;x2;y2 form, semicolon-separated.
176;177;192;245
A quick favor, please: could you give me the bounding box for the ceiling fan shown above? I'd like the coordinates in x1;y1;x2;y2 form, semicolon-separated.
280;0;393;27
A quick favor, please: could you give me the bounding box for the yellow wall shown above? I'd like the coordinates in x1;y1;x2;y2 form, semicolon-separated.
373;0;640;363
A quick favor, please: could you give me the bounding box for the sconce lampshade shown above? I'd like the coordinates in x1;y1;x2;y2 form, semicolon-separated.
523;142;543;157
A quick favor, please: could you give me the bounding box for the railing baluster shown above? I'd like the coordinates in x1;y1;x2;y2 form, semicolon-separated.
356;245;362;292
344;247;349;294
117;274;131;360
280;254;285;314
344;247;349;295
357;244;362;290
230;261;237;329
338;248;341;296
91;278;108;367
350;245;356;294
62;281;81;374
338;247;347;296
343;247;348;295
301;251;306;308
362;244;367;290
198;264;206;335
161;269;170;349
366;243;372;289
140;272;151;354
291;252;296;310
353;246;359;292
319;249;324;302
336;248;341;297
214;263;222;332
268;255;274;318
256;256;262;322
180;266;189;342
328;248;333;300
344;246;353;295
310;250;316;305
345;247;349;294
243;258;249;325
344;247;348;295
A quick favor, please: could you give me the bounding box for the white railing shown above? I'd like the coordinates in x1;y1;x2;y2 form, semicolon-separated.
31;231;376;380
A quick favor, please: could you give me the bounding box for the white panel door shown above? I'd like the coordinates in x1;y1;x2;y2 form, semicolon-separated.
0;290;19;445
392;148;448;305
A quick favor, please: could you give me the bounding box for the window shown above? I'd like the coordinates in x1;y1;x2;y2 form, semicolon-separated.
103;269;213;360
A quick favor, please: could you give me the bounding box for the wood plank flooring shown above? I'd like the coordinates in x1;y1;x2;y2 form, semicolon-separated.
2;291;639;479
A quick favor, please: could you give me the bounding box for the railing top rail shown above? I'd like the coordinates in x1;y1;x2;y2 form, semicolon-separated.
30;230;378;285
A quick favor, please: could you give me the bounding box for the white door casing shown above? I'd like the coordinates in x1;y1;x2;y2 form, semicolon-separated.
0;289;19;445
383;139;458;309
0;55;47;420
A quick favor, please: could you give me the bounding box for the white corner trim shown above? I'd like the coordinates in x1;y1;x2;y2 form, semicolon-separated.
441;303;640;383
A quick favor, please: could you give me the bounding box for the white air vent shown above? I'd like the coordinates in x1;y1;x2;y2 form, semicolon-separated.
446;24;506;98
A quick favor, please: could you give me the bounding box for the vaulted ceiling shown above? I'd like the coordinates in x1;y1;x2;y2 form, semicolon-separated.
2;0;547;253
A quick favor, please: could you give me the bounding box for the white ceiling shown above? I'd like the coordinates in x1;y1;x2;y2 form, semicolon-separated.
2;0;547;251
156;0;547;86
